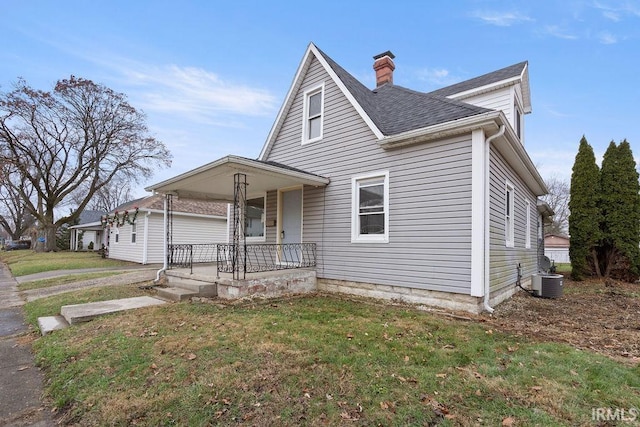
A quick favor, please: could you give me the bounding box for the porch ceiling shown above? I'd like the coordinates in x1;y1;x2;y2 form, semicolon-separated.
145;155;330;201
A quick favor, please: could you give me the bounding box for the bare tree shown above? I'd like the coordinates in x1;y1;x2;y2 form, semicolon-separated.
0;164;36;240
542;174;570;236
0;76;171;251
71;175;135;213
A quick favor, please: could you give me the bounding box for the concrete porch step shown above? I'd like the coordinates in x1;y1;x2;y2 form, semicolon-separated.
156;287;198;302
165;274;217;298
60;296;167;325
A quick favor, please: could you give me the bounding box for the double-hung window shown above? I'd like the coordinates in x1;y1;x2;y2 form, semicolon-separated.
131;223;137;244
505;182;515;247
352;171;389;243
302;83;324;144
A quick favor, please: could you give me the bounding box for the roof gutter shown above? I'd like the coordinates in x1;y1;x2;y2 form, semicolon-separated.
378;111;502;150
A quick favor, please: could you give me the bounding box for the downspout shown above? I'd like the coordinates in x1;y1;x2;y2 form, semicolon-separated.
154;195;169;283
483;125;506;313
142;211;151;264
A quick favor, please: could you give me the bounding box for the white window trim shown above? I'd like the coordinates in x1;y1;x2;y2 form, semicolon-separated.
525;200;531;249
351;170;389;244
301;82;325;145
131;223;137;244
505;181;515;248
245;194;267;242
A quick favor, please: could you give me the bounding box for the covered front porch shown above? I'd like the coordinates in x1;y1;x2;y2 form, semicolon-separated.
145;155;329;299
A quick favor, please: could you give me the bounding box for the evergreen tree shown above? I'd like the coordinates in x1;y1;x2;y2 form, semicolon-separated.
568;137;601;280
599;140;640;280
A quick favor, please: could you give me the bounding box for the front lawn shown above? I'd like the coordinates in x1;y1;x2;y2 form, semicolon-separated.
0;251;136;277
25;290;640;426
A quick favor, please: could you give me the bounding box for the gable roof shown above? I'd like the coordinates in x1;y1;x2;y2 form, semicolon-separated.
317;46;493;136
77;210;104;225
260;43;527;159
112;195;227;217
429;61;531;113
258;43;545;195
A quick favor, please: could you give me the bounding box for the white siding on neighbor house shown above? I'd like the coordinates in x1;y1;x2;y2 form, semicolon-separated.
108;212;227;264
545;248;570;264
488;146;538;293
265;57;474;294
108;222;144;263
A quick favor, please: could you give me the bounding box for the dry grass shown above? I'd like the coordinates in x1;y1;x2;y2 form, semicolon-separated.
27;291;640;426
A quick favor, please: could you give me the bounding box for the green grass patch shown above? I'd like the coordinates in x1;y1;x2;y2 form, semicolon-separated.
0;251;136;277
28;294;640;426
18;271;126;291
554;263;571;273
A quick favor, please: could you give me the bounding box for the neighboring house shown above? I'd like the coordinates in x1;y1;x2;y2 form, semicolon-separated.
147;43;551;313
105;195;227;264
544;234;570;264
69;210;106;251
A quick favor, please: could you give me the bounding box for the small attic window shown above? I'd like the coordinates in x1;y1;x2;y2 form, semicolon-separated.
302;83;324;144
514;104;522;139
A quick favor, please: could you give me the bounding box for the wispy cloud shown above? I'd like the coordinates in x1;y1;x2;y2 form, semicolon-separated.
543;25;579;40
470;10;534;26
598;31;618;44
415;67;462;87
118;63;277;122
593;1;640;19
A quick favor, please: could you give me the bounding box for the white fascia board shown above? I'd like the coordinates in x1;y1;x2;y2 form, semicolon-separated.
520;62;532;114
446;77;520;102
310;44;385;140
259;43;315;160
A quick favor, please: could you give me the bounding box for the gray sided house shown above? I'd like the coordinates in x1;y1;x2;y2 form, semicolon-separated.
69;210;106;251
106;195;227;265
147;43;550;313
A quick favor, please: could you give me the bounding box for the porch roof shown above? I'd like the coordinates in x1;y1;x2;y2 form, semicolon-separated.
145;155;330;201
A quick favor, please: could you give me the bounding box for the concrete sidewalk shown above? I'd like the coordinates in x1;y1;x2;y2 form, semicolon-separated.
15;264;161;284
0;262;162;425
0;264;52;426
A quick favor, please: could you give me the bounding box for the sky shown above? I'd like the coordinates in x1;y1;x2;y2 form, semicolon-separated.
1;0;639;198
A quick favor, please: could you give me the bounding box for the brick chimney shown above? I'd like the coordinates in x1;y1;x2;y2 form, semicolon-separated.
373;51;396;87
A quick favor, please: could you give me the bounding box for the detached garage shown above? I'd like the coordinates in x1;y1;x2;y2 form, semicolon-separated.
544;234;570;264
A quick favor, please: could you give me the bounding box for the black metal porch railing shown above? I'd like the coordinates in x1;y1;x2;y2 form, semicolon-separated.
168;243;317;277
217;243;316;278
168;243;218;273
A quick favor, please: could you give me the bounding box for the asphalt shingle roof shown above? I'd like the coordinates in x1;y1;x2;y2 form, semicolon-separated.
315;47;525;136
428;61;528;97
112;195;227;217
77;210;105;225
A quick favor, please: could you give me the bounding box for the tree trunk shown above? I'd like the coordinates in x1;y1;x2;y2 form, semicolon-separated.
38;224;58;252
591;249;602;278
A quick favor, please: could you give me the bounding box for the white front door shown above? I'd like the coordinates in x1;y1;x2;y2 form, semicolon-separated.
279;188;302;264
